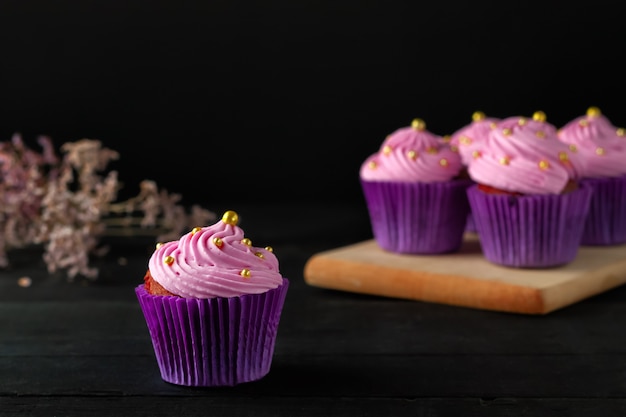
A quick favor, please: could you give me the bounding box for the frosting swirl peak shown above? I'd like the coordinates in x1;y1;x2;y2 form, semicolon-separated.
147;210;283;298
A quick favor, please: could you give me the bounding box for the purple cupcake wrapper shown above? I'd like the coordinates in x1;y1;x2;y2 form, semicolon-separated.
361;179;472;254
135;278;289;387
580;175;626;246
467;184;592;268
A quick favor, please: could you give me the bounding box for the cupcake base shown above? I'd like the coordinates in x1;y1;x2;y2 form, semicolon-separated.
135;278;289;387
580;175;626;246
361;179;472;254
467;184;592;268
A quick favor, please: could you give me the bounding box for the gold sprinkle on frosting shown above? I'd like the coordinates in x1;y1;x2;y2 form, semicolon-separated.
533;111;547;122
242;238;252;246
222;210;239;226
450;145;458;152
502;128;512;136
368;161;377;170
538;160;550;170
407;150;418;160
596;147;605;156
536;131;545;139
518;117;527;126
442;135;451;142
427;147;438;154
587;106;601;117
579;119;589;127
411;118;426;131
156;242;163;249
472;150;482;159
265;246;273;252
164;255;174;266
460;136;472;145
559;151;569;162
569;144;578;152
213;237;223;248
383;145;392;155
240;269;251;278
617;128;624;137
191;227;202;235
255;252;265;259
499;156;510;165
472;111;486;122
489;122;497;129
439;158;449;167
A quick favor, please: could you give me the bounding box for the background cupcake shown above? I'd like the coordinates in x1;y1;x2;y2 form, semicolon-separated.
466;111;592;268
449;110;501;232
360;118;471;254
136;210;289;387
557;106;626;245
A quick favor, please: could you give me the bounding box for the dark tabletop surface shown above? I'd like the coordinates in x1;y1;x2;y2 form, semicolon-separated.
2;202;626;417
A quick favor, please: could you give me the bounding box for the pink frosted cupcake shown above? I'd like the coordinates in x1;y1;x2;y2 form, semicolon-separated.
360;118;472;254
450;111;501;232
136;210;289;387
466;111;592;268
557;106;626;246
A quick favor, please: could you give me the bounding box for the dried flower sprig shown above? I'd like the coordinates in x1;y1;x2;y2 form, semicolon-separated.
0;134;215;280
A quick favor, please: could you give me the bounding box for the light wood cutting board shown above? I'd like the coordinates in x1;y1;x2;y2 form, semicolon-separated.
303;234;626;315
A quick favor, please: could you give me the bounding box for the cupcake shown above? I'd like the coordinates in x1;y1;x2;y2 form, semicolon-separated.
135;210;289;387
360;118;472;254
557;106;626;245
450;111;501;232
466;111;592;268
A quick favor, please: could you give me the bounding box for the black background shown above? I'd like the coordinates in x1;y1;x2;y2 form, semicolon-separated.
1;0;624;209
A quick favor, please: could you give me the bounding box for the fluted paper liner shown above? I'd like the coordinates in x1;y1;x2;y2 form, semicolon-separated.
580;175;626;246
361;179;471;254
467;184;592;268
135;278;289;387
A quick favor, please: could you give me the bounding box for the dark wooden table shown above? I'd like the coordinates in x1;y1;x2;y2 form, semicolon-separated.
2;203;626;416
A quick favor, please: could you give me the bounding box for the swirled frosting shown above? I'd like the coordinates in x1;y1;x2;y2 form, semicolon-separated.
147;210;283;298
450;111;500;165
557;106;626;178
467;112;586;195
360;118;463;182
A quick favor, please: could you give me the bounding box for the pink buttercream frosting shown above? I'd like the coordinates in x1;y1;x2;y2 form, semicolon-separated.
557;107;626;178
450;111;500;165
360;118;463;182
467;112;586;195
148;211;283;298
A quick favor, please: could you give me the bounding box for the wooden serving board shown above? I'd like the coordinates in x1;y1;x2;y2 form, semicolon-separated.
303;234;626;315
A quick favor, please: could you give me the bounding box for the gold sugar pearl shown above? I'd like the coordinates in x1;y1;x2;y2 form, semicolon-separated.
411;118;426;130
407;150;418;160
518;117;527;126
164;256;175;266
460;136;472;145
579;119;589;127
383;145;392;155
439;158;449;167
472;111;486;122
536;131;545;139
559;152;569;162
242;238;252;246
538;160;550;170
265;246;273;252
213;237;224;248
489;122;497;129
368;161;377;170
596;147;605;156
156;242;163;249
533;111;547;122
502;128;512;136
499;156;510;165
427;147;438;154
442;135;451;143
587;106;602;117
191;227;202;235
472;150;482;159
569;144;578;152
617;128;624;137
222;210;239;226
255;252;265;259
240;269;251;279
